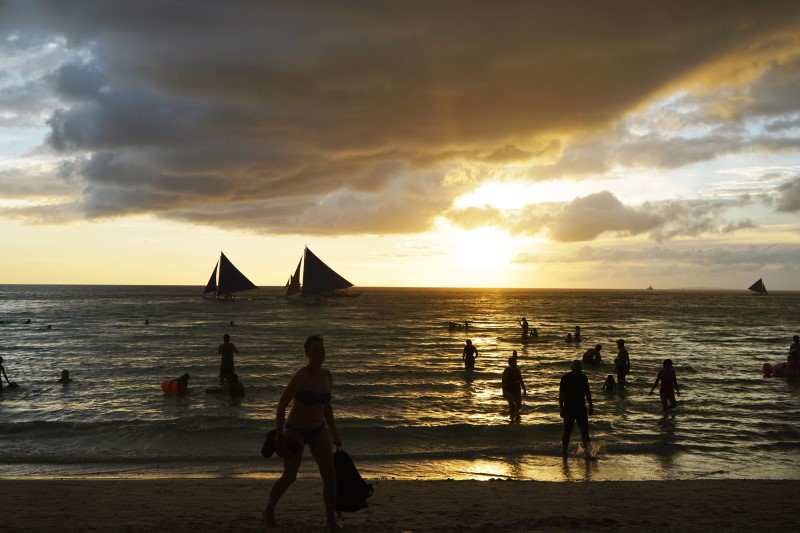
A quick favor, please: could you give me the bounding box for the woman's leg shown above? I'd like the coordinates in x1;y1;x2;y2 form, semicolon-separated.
263;444;303;526
308;427;338;529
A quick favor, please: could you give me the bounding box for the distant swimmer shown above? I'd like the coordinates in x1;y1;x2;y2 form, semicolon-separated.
582;344;603;365
518;317;529;339
218;333;239;384
502;354;527;421
24;319;31;324
790;335;800;354
566;333;573;343
462;339;478;371
531;327;538;338
58;369;73;385
224;373;245;397
650;359;680;410
145;319;149;325
602;374;616;392
574;326;582;343
161;373;190;395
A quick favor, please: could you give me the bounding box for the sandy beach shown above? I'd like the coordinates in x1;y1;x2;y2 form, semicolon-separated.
3;477;798;532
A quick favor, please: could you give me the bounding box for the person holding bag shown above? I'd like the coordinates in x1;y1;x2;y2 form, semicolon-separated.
263;335;342;530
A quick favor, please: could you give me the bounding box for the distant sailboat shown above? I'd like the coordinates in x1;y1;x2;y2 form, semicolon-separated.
203;252;258;299
747;278;768;296
285;246;359;302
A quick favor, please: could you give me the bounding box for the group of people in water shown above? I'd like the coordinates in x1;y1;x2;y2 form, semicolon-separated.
159;333;246;397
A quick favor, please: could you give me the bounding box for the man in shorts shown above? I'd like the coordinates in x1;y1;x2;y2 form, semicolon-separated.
559;360;593;457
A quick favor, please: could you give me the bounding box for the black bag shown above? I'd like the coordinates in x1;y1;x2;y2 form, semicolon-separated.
334;447;373;514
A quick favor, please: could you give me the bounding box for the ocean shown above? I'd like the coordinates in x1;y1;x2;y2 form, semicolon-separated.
1;285;799;482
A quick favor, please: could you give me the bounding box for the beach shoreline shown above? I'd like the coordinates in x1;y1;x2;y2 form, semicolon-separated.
4;478;798;532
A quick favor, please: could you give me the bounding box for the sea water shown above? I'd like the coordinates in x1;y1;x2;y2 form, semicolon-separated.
1;285;799;481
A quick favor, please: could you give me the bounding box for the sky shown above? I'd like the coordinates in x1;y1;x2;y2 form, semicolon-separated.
1;1;800;289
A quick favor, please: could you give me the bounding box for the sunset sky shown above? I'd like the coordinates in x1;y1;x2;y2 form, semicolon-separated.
2;2;800;289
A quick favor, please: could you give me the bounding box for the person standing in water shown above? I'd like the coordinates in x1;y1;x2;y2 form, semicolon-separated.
0;357;12;389
559;360;593;457
518;317;529;339
218;333;239;384
462;339;478;370
650;359;680;410
263;335;342;531
616;339;630;388
502;352;527;421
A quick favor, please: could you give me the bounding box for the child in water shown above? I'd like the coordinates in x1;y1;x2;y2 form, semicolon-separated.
602;374;616;392
650;359;680;410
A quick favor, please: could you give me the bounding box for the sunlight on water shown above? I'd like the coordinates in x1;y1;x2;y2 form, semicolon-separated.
1;285;799;481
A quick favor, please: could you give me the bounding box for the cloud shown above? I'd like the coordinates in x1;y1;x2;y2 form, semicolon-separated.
776;177;800;211
2;2;800;235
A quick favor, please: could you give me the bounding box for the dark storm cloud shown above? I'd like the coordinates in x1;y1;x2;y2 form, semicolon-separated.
3;1;800;233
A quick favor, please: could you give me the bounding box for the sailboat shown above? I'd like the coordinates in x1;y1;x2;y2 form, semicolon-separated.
203;252;258;299
747;277;768;296
285;246;359;302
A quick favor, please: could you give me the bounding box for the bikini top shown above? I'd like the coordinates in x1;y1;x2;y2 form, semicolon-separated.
295;390;332;405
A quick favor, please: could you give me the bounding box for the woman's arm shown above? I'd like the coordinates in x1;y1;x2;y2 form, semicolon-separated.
275;371;302;433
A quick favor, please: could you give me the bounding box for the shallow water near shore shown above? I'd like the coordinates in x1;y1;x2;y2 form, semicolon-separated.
1;284;799;481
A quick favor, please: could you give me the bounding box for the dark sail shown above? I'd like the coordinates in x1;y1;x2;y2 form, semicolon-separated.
301;247;353;297
203;262;219;295
204;252;257;297
285;256;302;296
747;278;767;295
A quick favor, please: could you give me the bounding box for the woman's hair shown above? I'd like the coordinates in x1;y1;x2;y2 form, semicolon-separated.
304;335;324;350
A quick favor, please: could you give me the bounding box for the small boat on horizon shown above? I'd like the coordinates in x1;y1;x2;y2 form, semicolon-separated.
747;277;768;296
203;252;258;300
286;246;359;303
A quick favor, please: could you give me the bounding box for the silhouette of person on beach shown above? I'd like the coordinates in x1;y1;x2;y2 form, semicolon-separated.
566;333;573;343
650;359;680;410
462;339;478;371
58;369;73;385
518;317;529;339
582;344;603;365
790;335;800;354
559;360;593;457
602;374;616;392
0;356;13;389
616;339;630;388
574;326;582;343
502;353;527;421
224;373;245;397
264;335;342;530
218;333;239;384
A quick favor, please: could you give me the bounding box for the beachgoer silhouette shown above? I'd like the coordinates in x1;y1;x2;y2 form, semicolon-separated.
559;360;593;457
218;333;239;384
502;354;527;421
462;339;478;370
582;344;602;365
224;373;245;397
58;369;73;385
650;359;680;410
602;374;616;392
0;356;12;389
574;326;582;343
790;335;800;355
616;339;630;388
263;335;342;530
518;317;529;339
566;333;573;343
